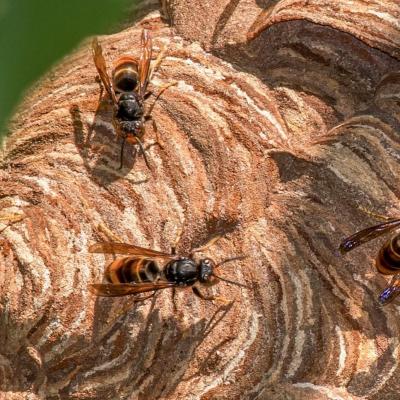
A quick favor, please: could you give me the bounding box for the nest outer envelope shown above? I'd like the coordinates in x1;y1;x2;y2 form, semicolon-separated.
1;1;400;399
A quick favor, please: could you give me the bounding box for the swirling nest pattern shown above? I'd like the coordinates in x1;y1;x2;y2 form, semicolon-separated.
1;1;400;399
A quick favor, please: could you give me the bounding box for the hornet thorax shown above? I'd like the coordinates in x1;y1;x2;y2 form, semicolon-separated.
164;258;214;286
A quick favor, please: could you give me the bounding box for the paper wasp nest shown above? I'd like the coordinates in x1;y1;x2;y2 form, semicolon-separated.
1;1;400;399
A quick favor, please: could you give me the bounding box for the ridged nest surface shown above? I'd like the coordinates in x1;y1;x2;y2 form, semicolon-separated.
1;1;400;399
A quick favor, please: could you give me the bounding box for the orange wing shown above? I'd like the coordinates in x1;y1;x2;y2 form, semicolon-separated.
89;281;176;297
89;241;175;259
92;37;118;105
339;219;400;254
138;29;153;97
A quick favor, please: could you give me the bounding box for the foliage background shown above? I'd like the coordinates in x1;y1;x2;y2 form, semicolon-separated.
0;0;133;139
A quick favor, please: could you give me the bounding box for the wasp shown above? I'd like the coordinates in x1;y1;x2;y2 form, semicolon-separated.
89;235;247;302
339;218;400;305
92;29;174;169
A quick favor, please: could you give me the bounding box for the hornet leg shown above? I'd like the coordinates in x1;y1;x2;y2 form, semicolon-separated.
145;81;177;117
118;136;126;170
190;234;223;257
192;285;230;304
144;115;165;149
136;137;151;170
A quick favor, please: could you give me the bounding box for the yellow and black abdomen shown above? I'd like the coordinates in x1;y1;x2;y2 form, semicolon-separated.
376;235;400;275
112;56;139;93
105;257;161;284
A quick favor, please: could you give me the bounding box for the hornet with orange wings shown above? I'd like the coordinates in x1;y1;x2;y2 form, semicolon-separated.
89;235;247;302
92;29;174;169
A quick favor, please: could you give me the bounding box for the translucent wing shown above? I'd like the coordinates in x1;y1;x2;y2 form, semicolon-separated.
379;274;400;305
89;281;176;297
92;37;118;105
138;29;153;97
89;242;175;259
339;219;400;254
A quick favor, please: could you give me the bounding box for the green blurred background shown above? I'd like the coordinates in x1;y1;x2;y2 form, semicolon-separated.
0;0;136;140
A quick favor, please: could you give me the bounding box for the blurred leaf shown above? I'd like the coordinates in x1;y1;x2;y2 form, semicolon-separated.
0;0;134;139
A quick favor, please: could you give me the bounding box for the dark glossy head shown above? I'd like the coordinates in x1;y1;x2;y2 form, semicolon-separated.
117;92;142;120
198;258;214;282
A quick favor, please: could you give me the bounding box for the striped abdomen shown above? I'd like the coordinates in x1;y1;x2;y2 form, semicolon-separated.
377;235;400;274
105;257;161;284
112;56;138;93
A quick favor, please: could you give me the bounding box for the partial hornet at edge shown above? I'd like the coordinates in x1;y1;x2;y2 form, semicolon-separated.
339;218;400;305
